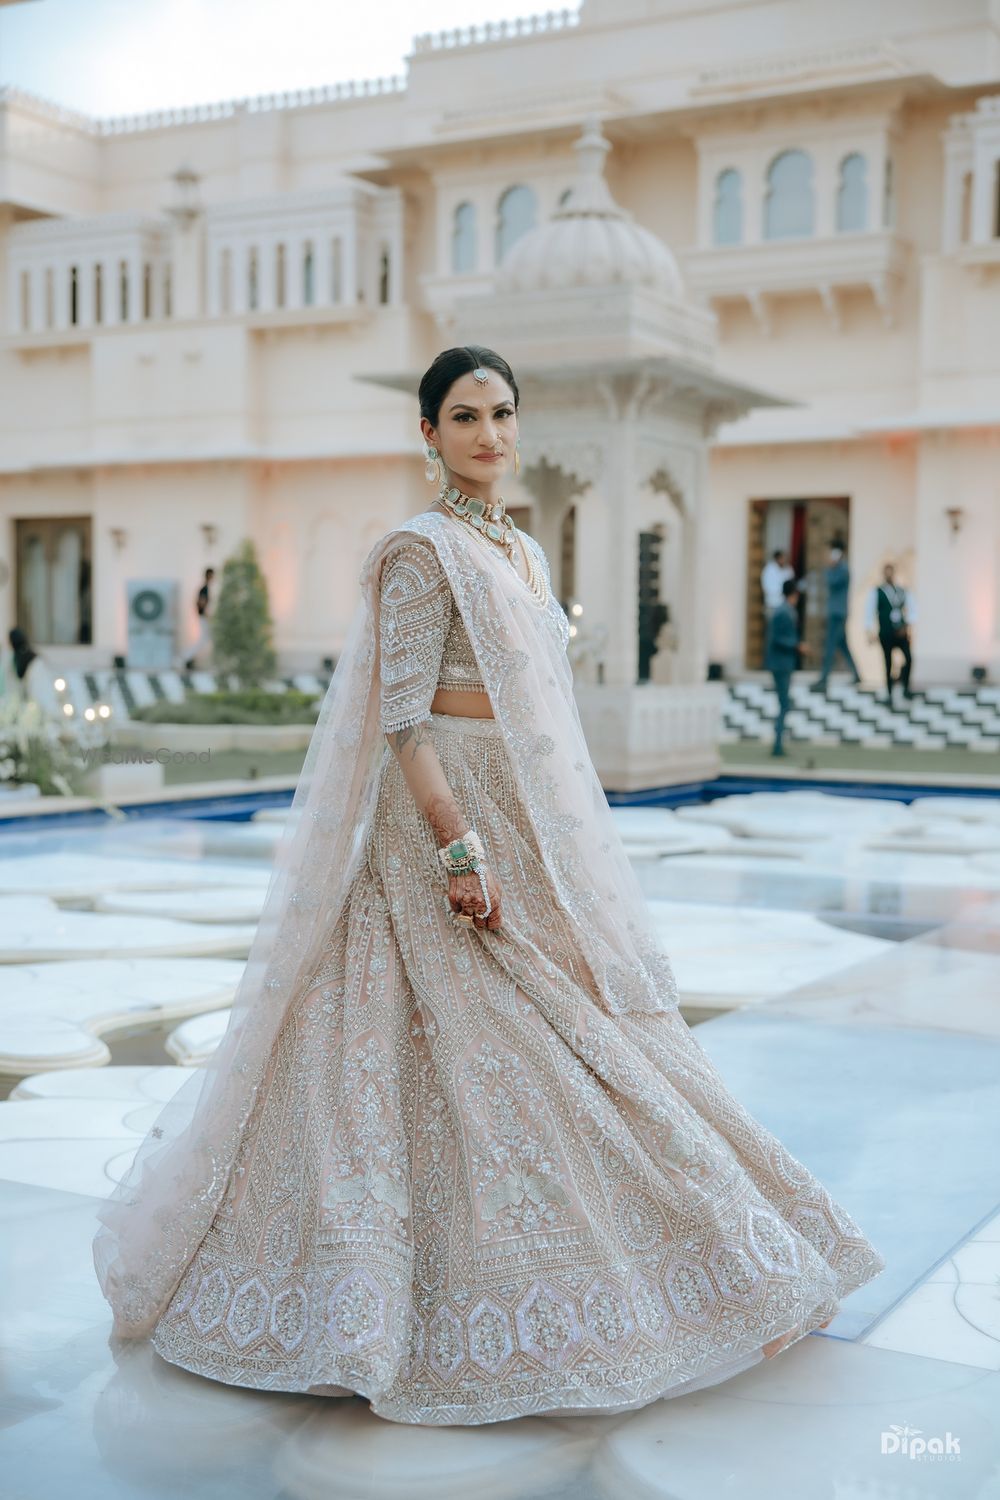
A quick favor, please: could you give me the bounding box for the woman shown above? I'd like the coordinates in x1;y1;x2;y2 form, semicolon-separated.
93;345;885;1425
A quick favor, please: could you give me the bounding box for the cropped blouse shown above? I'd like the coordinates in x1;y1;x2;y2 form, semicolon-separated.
378;537;487;734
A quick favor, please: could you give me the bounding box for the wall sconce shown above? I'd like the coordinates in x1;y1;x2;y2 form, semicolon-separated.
945;506;965;537
200;523;218;547
110;527;128;551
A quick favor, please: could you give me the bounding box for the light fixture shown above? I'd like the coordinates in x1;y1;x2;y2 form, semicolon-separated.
110;527;128;551
945;506;965;537
201;523;218;547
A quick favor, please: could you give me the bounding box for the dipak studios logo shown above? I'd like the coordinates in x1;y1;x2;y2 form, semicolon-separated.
880;1423;961;1461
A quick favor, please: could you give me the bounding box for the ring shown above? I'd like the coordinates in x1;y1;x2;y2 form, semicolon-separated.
452;911;476;927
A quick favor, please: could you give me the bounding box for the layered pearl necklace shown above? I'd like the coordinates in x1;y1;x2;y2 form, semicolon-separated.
436;480;549;607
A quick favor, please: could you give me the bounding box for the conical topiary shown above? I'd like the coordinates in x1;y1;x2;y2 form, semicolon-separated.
210;538;278;690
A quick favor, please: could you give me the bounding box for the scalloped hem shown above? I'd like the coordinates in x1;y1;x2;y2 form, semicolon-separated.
150;1286;853;1428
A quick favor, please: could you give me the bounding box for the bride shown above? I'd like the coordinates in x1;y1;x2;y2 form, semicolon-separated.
93;344;885;1425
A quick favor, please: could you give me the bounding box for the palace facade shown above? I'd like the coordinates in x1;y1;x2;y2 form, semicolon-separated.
1;0;999;692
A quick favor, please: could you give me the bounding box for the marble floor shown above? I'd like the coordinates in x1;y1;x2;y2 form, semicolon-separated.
1;788;998;1497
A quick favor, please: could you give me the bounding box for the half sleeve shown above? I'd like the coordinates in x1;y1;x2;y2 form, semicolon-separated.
377;538;452;734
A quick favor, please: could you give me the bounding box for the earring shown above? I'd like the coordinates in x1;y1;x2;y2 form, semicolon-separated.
514;438;521;477
424;442;443;486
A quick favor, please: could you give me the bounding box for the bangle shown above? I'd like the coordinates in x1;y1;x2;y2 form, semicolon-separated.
438;829;485;874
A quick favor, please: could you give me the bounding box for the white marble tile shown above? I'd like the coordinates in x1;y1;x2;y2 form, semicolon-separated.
646;899;889;1007
10;1063;190;1103
139;821;283;862
277;1398;597;1499
609;806;735;857
868;820;1000;855
861;1277;1000;1371
590;1337;994;1500
760;934;1000;1038
0;852;270;900
0;1098;148;1195
92;886;267;923
166;1008;230;1065
674;791;910;843
0;955;242;1074
0;894;255;962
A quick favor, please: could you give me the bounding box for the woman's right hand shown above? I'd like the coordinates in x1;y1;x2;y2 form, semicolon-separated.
449;866;503;930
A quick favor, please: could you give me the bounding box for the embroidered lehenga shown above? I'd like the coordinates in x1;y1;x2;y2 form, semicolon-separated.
93;510;885;1426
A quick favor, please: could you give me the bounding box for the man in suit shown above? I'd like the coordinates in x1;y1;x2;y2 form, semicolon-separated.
865;562;916;705
765;578;812;757
813;539;861;693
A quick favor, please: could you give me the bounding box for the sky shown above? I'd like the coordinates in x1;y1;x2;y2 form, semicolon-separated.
0;0;579;118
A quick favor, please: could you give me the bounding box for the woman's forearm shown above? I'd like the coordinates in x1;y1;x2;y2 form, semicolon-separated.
385;720;469;846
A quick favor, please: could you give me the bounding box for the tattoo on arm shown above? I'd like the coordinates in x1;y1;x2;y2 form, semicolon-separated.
424;790;465;847
387;720;433;760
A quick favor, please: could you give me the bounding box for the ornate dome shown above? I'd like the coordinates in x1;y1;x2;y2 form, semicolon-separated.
495;114;684;299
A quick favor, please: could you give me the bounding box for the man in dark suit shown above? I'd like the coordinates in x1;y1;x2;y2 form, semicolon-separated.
765;578;811;757
865;562;916;705
814;540;861;693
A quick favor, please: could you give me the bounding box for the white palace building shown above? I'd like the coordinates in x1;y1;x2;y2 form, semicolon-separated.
1;0;1000;781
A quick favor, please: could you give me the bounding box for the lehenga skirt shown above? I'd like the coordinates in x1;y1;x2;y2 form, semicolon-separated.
150;711;886;1425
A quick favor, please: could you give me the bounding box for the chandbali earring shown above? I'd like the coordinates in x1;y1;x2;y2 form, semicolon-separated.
424;441;443;486
514;437;521;477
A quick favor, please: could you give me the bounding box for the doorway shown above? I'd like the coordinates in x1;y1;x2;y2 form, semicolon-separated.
746;497;850;669
14;516;93;646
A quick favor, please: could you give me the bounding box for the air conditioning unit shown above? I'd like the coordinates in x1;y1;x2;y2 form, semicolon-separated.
126;579;178;669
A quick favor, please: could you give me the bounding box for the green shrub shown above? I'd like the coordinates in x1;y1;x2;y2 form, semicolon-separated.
211;539;278;689
131;689;319;725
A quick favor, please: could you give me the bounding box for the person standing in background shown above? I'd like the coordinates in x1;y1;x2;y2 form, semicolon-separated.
5;627;62;720
865;563;916;705
761;548;795;625
813;539;861;694
186;567;215;671
765;578;812;757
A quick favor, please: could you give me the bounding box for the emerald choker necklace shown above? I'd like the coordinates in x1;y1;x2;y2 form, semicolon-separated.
437;481;517;563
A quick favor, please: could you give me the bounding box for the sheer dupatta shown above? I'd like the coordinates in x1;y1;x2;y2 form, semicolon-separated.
92;509;679;1340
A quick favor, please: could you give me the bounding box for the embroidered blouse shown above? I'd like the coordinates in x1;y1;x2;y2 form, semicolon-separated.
378;537;487;734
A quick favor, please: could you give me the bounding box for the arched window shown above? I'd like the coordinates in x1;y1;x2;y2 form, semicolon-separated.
303;241;314;305
69;266;79;325
994;160;1000;238
451;201;477;273
44;267;54;329
836;153;868;232
218;248;232;314
275;242;286;309
764;150;814;239
378;245;390;304
248;248;259;310
712;168;743;245
330;238;342;302
119;260;129;321
883;157;896;230
960;170;973;243
495;184;537;262
19;270;30;332
143;263;152;319
93;263;103;324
